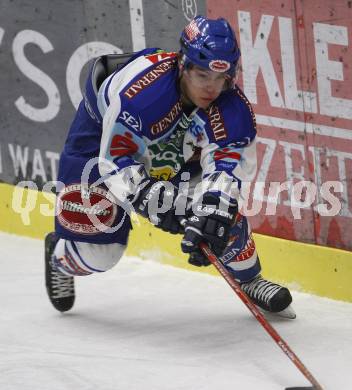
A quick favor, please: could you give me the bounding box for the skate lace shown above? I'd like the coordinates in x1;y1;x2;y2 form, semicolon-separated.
241;276;281;305
51;270;74;299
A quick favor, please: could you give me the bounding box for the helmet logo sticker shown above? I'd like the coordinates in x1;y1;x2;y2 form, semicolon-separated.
184;20;200;41
209;60;231;73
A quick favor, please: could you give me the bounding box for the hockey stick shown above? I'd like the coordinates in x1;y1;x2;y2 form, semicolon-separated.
199;242;323;390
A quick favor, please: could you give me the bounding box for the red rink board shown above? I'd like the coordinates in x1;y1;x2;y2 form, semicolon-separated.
208;1;352;250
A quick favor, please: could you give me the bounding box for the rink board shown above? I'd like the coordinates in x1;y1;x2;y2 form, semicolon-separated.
208;1;352;252
1;182;351;302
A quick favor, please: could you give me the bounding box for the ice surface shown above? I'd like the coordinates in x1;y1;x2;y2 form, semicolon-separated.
0;232;351;390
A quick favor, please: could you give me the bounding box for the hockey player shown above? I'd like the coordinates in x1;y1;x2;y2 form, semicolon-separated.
45;15;294;317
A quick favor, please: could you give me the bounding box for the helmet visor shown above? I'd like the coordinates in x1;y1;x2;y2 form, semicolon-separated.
184;65;231;90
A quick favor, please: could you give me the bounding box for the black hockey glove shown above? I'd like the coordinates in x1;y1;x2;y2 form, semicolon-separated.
132;177;183;234
181;193;237;266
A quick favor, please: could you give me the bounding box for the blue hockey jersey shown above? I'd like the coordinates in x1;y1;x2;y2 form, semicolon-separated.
62;49;257;205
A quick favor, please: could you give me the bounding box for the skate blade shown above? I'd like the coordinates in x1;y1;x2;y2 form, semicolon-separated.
260;304;297;320
275;304;296;319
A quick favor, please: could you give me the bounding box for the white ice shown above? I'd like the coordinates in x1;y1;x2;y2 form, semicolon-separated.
0;232;351;390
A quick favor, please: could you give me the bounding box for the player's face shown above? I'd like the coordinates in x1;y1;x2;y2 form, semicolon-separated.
180;65;228;109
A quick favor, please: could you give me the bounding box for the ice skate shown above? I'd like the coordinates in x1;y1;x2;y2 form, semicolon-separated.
240;275;295;319
45;232;75;312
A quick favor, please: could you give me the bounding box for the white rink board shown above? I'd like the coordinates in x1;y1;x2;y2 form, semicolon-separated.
0;232;351;390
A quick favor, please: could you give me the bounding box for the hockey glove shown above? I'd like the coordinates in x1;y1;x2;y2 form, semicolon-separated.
132;177;183;234
181;193;237;266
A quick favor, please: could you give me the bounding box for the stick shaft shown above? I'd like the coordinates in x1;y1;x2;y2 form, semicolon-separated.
200;243;323;390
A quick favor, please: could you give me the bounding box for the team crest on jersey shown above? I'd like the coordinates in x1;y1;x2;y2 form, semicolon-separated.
148;111;196;180
57;184;118;235
148;127;185;180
